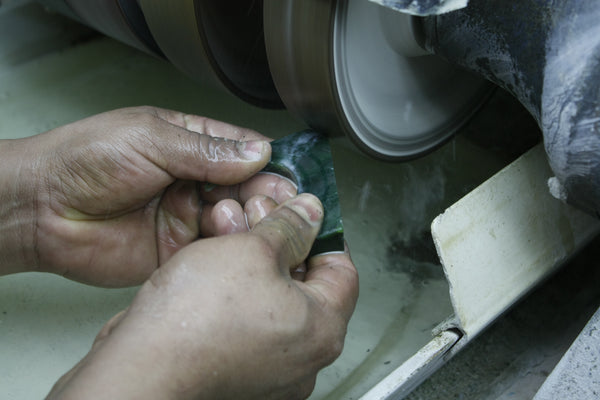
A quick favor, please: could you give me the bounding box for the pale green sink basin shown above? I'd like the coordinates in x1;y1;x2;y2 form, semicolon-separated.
0;4;511;399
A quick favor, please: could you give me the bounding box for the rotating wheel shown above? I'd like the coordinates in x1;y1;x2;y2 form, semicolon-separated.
64;0;162;56
39;0;493;160
138;0;282;108
263;0;493;160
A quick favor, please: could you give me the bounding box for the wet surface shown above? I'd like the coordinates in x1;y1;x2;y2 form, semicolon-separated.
312;86;539;398
406;236;600;400
3;4;592;400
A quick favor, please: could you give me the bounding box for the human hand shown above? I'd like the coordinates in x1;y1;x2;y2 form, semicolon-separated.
0;106;296;286
47;194;359;400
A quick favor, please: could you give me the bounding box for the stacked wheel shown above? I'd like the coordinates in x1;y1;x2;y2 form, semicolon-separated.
40;0;491;160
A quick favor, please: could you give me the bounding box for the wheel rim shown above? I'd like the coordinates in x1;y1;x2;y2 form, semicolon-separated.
66;0;160;56
264;0;492;160
139;0;281;108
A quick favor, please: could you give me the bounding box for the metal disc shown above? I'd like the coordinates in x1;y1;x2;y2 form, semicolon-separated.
139;0;282;108
264;0;492;160
64;0;161;56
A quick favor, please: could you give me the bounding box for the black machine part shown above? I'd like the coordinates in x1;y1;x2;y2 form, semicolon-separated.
418;0;600;217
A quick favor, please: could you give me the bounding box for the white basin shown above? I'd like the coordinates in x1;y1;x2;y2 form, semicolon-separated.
0;4;522;399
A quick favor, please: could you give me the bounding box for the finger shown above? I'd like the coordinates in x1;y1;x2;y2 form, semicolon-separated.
251;194;323;271
302;250;359;323
134;110;272;185
245;195;309;279
244;195;278;229
153;107;271;141
200;173;297;205
199;203;216;237
201;199;247;236
156;180;201;263
213;199;247;235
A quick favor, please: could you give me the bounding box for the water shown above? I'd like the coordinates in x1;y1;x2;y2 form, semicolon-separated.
0;12;515;398
307;136;505;399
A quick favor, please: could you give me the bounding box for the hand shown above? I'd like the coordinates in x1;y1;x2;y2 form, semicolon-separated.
46;194;359;400
0;106;296;286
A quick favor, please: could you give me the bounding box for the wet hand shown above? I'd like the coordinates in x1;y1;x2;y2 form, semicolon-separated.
4;106;295;286
47;194;359;400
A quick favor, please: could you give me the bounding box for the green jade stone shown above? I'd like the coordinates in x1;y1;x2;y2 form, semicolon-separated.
262;130;344;257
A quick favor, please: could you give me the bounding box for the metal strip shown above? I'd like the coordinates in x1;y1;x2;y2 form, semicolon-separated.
432;143;600;339
359;330;461;399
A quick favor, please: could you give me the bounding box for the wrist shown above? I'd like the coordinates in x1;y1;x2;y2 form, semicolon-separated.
0;138;41;275
47;314;197;400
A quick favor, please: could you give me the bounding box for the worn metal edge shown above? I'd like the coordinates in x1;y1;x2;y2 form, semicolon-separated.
359;330;461;400
431;143;600;340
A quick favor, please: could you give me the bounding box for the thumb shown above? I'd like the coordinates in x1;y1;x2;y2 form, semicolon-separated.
251;194;324;271
139;116;272;185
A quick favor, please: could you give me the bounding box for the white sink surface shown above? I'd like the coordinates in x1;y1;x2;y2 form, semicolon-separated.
0;4;507;399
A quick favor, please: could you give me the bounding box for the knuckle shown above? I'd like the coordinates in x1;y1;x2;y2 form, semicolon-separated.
329;333;346;360
196;135;234;162
131;105;159;116
296;378;317;400
320;332;345;366
131;110;159;130
257;211;308;259
245;233;277;258
345;264;360;298
312;315;347;367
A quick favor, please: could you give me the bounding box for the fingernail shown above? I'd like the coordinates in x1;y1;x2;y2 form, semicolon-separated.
287;194;323;226
238;140;268;161
274;179;297;203
245;195;269;225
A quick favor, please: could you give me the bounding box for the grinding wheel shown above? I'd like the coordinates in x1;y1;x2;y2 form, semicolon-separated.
263;0;493;160
64;0;161;56
138;0;282;108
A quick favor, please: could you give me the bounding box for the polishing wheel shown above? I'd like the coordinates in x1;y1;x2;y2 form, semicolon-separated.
63;0;162;56
40;0;491;160
137;0;282;108
263;0;492;160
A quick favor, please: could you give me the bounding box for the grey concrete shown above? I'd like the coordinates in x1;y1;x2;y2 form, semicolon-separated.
534;306;600;400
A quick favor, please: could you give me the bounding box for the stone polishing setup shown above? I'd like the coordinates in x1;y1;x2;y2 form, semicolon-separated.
4;1;600;398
